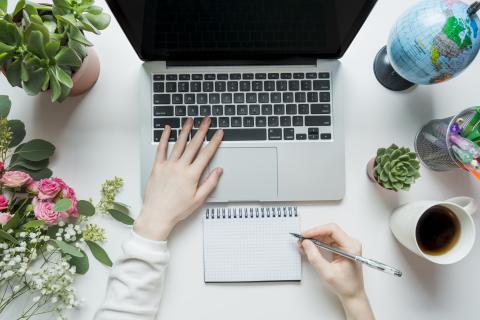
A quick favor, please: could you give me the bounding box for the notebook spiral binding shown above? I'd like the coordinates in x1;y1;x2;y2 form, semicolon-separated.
205;206;298;219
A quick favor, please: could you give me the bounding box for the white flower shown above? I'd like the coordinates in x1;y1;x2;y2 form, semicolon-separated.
32;296;40;302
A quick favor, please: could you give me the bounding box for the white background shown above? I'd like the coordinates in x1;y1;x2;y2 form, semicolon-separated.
2;0;480;319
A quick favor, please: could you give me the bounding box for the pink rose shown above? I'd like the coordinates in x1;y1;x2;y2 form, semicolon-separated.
0;212;12;225
0;171;32;188
51;178;67;189
0;195;9;211
33;200;59;225
27;181;38;193
37;179;61;200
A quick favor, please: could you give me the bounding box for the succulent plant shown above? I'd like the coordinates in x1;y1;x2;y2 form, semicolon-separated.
373;144;421;191
0;0;110;102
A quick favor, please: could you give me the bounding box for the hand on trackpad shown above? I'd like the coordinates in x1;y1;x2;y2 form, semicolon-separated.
208;147;278;201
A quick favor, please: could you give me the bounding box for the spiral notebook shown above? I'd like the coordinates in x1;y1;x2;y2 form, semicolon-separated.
203;206;301;283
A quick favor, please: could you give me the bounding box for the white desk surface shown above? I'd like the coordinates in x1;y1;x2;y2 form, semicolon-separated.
2;0;480;319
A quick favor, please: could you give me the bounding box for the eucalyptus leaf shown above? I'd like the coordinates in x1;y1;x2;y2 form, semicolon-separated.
54;198;72;212
7;119;26;147
108;209;134;225
53;239;84;257
28;167;52;180
15;139;55;161
77;200;95;216
0;229;17;243
86;240;112;267
9;158;49;171
69;249;89;274
0;95;11;118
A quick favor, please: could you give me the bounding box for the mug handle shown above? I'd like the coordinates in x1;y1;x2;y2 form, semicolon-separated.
447;196;477;216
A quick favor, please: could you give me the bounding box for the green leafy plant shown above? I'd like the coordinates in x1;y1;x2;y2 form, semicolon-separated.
0;0;110;102
373;144;421;191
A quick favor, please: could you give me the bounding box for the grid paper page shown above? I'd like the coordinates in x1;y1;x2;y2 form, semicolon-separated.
203;208;301;282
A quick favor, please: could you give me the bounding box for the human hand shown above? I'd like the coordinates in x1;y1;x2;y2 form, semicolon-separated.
134;117;224;241
300;224;374;320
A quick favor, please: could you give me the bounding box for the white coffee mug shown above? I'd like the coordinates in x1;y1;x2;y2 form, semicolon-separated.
390;196;476;264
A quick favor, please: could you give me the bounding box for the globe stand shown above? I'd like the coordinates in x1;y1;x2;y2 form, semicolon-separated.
373;46;415;91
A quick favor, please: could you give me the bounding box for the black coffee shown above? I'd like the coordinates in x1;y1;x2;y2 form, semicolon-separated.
415;206;461;256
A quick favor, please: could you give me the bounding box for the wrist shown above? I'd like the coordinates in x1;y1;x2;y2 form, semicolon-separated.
339;291;374;320
134;210;176;241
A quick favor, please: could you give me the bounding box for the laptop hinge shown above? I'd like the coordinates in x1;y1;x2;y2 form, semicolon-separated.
166;58;317;67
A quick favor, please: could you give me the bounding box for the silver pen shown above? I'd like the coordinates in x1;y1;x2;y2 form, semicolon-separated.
290;233;402;277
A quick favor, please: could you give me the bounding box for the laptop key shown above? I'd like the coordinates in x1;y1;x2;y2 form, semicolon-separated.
242;73;254;79
154;105;173;117
286;104;297;114
227;81;239;92
184;94;195;104
298;104;309;114
268;116;279;127
243;117;254;127
293;73;304;79
307;92;318;102
154;129;177;142
320;92;330;102
283;92;294;103
321;133;332;140
230;73;241;80
255;73;266;79
258;93;269;103
240;81;251;91
191;82;201;92
313;80;330;90
284;128;295;140
172;94;183;104
308;128;319;135
249;104;260;115
197;93;207;104
203;82;214;92
178;82;189;92
231;117;242;127
274;104;285;115
192;74;203;80
281;73;292;79
309;134;319;140
264;81;275;91
301;80;312;91
295;92;306;102
268;128;282;140
179;74;190;80
289;80;300;91
215;81;226;92
256;117;267;127
293;116;303;126
225;105;236;115
268;73;279;79
200;105;211;116
154;118;180;128
271;92;281;103
175;105;186;116
305;116;331;126
280;116;291;126
212;105;223;115
217;74;228;80
205;74;215;80
277;81;287;91
311;104;331;114
153;82;164;92
209;93;220;104
252;81;263;91
306;72;317;79
188;105;199;116
154;94;170;104
237;105;248;115
207;129;267;141
166;74;177;80
262;104;273;115
319;72;330;79
246;93;257;103
219;117;230;127
234;93;244;103
193;117;203;128
210;117;218;128
153;74;165;81
296;133;307;140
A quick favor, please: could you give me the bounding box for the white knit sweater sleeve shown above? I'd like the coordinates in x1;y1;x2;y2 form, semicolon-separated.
94;231;170;320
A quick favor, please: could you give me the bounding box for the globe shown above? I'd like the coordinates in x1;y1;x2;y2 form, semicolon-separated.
374;0;480;91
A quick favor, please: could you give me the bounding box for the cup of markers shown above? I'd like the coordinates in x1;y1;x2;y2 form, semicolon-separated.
415;107;480;179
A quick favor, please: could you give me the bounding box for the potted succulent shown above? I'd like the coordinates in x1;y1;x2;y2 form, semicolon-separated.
367;144;421;191
0;0;110;102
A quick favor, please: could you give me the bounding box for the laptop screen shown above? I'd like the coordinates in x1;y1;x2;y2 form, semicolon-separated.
106;0;376;61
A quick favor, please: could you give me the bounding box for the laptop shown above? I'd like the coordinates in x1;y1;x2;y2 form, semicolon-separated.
106;0;376;202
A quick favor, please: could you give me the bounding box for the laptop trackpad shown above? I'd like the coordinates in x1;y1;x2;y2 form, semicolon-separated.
208;147;278;201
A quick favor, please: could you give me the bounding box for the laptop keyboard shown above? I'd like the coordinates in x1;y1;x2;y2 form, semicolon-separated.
152;72;333;142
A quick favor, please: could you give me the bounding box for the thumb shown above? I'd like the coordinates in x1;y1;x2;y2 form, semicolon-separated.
302;240;331;275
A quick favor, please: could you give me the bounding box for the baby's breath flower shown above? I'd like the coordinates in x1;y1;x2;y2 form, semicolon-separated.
97;177;124;213
82;224;106;242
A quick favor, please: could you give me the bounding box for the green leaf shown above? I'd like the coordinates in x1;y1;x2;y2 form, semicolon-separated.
57;13;77;26
10;158;49;171
43;20;57;34
16;139;55;161
13;0;26;16
79;16;99;34
0;20;20;46
85;12;110;30
3;212;23;231
0;42;14;54
86;240;112;267
0;229;18;243
112;202;129;214
28;167;52;180
0;0;7;14
23;67;48;96
49;69;61;102
86;5;103;15
68;38;87;59
53;0;71;10
55;65;73;88
55;47;81;68
54;198;72;212
54;239;84;258
69;25;93;46
0;95;11;118
8;119;26;147
5;58;22;87
108;209;134;225
27;30;47;58
77;200;95;216
21;220;45;230
69;249;89;274
45;40;60;60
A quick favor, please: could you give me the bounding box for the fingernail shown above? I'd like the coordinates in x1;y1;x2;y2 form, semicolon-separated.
216;167;224;175
165;125;170;130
